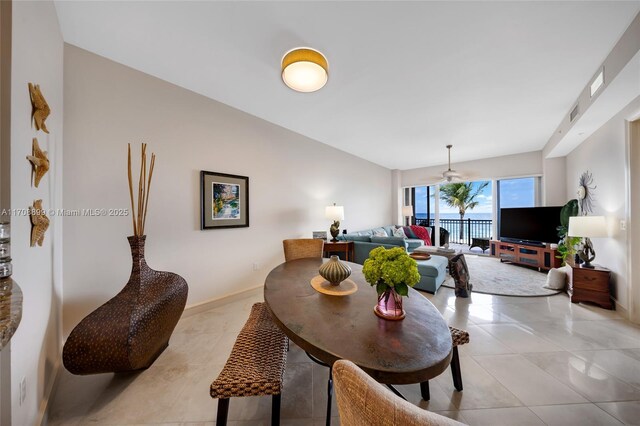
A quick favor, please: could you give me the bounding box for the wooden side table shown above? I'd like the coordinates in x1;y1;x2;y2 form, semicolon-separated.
566;263;612;309
323;241;354;262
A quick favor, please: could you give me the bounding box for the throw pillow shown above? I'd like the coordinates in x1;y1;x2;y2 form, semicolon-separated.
449;254;472;298
402;226;417;239
410;225;432;246
544;267;567;291
373;229;387;237
393;227;407;238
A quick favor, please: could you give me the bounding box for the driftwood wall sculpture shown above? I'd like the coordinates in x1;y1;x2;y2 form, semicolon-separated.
28;199;49;247
26;138;49;188
29;83;50;133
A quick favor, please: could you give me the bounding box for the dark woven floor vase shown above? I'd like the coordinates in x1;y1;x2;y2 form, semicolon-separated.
63;236;188;375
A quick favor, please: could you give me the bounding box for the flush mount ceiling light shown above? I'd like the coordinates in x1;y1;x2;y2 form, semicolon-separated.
281;47;328;92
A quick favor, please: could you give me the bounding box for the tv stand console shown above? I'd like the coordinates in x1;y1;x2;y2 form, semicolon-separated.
490;240;560;270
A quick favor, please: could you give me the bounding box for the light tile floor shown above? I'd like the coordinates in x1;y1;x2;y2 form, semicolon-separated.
49;283;640;425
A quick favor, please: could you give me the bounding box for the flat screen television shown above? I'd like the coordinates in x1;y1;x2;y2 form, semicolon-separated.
499;206;562;246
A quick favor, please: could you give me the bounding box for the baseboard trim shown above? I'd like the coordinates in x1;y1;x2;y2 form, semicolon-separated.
37;360;61;426
614;300;629;319
181;285;263;318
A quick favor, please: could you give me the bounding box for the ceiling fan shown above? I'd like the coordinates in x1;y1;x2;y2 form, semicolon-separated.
424;144;466;184
441;144;462;182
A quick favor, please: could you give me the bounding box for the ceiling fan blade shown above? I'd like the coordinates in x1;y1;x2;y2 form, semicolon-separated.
421;176;446;185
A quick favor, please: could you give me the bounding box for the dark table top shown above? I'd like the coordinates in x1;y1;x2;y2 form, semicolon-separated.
264;258;452;384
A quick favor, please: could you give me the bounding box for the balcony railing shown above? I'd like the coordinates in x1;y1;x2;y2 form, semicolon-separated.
415;218;492;245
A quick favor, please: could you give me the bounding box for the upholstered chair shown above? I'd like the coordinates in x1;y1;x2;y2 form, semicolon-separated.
333;359;465;426
283;238;324;262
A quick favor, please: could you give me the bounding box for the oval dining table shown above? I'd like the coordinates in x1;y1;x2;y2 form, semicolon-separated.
264;257;453;424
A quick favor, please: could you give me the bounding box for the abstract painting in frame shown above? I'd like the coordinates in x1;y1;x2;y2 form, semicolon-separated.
200;171;249;229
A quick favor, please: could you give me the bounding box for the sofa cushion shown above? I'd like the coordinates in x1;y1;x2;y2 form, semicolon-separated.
370;236;407;248
357;229;374;236
343;234;371;242
392;227;407;238
415;255;448;278
406;239;424;252
371;226;384;237
383;226;396;236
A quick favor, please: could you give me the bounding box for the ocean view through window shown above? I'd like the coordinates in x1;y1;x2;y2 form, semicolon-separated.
411;181;493;245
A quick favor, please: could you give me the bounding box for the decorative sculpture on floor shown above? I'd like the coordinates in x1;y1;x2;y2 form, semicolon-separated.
26;138;49;188
29;83;51;133
63;143;188;375
29;199;49;247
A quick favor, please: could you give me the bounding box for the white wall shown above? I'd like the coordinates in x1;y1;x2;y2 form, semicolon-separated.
63;45;392;335
630;118;640;323
565;96;640;314
542;157;567;206
401;150;543;188
10;1;63;424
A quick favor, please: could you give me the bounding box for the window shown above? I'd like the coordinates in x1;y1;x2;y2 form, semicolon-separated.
497;177;538;209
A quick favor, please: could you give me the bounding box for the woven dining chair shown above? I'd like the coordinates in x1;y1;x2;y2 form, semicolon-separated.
333;360;465;426
283;238;324;262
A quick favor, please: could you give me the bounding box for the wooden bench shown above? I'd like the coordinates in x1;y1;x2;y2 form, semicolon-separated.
210;302;288;425
420;326;470;400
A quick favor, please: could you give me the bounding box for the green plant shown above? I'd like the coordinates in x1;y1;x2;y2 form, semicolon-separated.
440;181;489;240
362;247;420;297
556;199;580;265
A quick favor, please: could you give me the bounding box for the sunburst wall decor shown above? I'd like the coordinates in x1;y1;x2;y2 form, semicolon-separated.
577;170;596;215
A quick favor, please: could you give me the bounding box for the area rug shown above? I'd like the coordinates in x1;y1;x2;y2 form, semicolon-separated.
441;255;561;297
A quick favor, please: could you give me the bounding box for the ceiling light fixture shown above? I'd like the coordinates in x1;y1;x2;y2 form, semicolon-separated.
281;47;328;93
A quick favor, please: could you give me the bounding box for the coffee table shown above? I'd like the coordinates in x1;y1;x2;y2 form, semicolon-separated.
414;245;461;261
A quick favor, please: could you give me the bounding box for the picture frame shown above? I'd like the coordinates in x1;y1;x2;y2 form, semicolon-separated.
312;231;327;240
200;170;249;230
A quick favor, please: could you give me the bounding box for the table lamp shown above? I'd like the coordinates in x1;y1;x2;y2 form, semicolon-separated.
402;205;413;226
325;203;344;242
568;215;607;268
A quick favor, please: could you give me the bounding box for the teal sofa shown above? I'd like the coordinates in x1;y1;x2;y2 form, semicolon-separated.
338;225;448;293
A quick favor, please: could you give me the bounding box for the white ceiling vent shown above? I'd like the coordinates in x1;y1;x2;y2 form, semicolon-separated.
590;68;605;97
570;104;580;122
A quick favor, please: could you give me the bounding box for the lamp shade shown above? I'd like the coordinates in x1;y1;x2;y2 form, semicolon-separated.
402;205;413;217
282;48;328;92
568;216;607;238
325;205;344;221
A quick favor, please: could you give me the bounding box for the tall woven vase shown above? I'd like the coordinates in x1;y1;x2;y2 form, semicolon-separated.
63;236;188;375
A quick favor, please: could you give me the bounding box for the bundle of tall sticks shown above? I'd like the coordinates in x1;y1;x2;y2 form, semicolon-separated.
127;143;156;237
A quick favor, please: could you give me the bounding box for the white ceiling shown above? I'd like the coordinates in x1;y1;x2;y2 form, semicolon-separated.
54;1;640;170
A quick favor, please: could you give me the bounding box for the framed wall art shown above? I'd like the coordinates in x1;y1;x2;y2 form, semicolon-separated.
312;231;327;240
200;171;249;229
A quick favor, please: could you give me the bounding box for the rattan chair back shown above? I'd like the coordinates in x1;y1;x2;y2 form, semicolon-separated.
333;360;464;426
283;239;324;262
